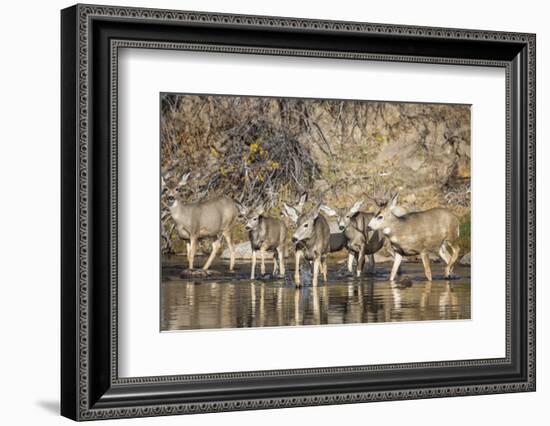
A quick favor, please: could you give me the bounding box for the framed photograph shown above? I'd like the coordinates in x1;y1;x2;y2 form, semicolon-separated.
61;4;536;421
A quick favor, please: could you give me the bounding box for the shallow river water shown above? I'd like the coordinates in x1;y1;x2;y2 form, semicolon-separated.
160;256;470;331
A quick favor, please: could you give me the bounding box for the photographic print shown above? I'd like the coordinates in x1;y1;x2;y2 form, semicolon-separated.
160;94;471;331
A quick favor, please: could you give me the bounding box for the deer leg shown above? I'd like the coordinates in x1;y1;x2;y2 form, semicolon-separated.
420;251;432;281
260;247;266;275
321;257;328;282
356;246;366;277
251;250;257;280
445;242;461;277
202;239;221;270
312;257;320;287
439;243;451;265
390;253;402;281
294;250;302;286
222;230;235;271
278;246;285;277
450;244;460;273
188;238;197;270
440;242;451;277
272;252;278;276
347;252;354;274
367;254;375;274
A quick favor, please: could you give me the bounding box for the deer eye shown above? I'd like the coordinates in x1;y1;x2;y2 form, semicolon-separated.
303;223;308;228
377;215;383;220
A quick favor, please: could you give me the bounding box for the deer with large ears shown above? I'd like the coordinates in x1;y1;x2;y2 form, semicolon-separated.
162;173;238;271
320;199;384;276
367;193;461;282
238;203;287;279
282;195;331;287
160;172;191;254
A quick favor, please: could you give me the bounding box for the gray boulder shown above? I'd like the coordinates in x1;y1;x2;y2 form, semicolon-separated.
221;241;252;260
459;253;471;265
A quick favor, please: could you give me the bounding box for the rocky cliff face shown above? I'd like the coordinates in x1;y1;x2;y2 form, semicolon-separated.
297;101;471;216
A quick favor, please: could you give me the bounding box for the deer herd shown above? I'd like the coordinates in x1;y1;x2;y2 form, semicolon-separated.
162;174;462;287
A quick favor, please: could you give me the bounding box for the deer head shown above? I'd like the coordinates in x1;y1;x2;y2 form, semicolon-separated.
291;203;322;243
320;199;364;231
367;192;399;233
243;205;265;231
163;172;191;208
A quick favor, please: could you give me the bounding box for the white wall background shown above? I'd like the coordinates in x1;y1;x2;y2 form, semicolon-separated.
0;0;546;424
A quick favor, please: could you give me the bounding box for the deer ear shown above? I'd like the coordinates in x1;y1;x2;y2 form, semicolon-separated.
161;176;167;189
236;202;247;216
179;172;191;186
298;192;308;207
390;193;399;209
350;199;365;214
256;204;265;216
311;203;322;220
282;203;299;223
320;205;337;217
391;205;407;217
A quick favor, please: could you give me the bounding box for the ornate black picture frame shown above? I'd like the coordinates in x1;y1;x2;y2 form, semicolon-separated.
61;4;536;421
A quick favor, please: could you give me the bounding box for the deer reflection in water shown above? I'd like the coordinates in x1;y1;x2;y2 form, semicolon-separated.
160;260;470;331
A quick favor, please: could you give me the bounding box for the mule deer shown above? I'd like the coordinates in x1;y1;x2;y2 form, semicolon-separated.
238;204;287;279
321;200;384;276
286;194;348;254
162;173;238;271
282;201;330;287
160;173;190;254
367;193;461;281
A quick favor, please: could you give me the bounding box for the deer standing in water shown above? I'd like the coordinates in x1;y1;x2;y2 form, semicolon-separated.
320;200;384;276
162;173;238;271
282;197;331;287
367;193;461;281
238;204;287;279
